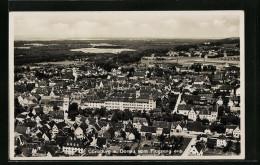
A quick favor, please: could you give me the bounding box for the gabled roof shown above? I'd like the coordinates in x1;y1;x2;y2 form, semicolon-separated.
107;127;115;134
94;123;101;131
140;126;157;133
15;125;28;134
226;125;237;130
182;94;201;101
178;105;192;111
218;135;226;139
133;117;147;124
16;114;27;119
152;121;168;128
218;85;234;90
86;117;96;125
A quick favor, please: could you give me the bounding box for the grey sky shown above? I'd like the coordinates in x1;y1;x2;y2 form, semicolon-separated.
12;11;242;40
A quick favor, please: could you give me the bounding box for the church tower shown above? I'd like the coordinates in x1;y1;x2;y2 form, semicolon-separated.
72;67;78;82
63;95;70;113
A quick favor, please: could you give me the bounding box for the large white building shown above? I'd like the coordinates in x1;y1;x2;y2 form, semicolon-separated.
81;94;156;111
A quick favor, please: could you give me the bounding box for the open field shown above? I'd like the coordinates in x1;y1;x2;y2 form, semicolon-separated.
36;60;86;66
141;57;240;67
71;48;136;54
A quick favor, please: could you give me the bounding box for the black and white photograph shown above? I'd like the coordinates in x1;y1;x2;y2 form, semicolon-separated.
9;11;245;160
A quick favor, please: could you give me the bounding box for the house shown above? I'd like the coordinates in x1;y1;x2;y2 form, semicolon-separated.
216;135;227;147
127;133;135;140
189;144;204;156
183;89;192;95
140;126;157;137
177;105;192;116
74;127;84;139
188;108;197;121
193;76;205;85
16;114;27;123
169;122;185;136
42;133;51;141
225;125;237;136
199;134;208;142
217;85;234;93
15;125;31;135
52;124;59;134
233;126;240;138
133;117;148;131
152;121;169;128
216;97;224;105
198;109;218;122
182;94;201;105
62;137;86;155
52;114;64;123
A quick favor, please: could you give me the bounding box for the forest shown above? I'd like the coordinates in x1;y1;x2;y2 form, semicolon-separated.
14;38;239;66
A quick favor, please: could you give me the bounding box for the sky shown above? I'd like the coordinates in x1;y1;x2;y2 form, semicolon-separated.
11;11;242;40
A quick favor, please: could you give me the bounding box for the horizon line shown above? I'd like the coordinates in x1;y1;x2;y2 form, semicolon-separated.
14;36;240;41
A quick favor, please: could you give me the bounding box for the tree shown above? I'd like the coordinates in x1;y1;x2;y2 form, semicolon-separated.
111;109;122;122
28;108;33;117
121;130;126;139
146;72;151;78
94;107;107;117
26;66;30;72
179;136;184;143
223;141;233;153
207;140;215;149
234;141;240;154
220;115;240;125
155;98;162;107
158;133;165;143
122;109;133;120
145;133;152;140
201;119;210;125
132;129;141;140
68;103;79;121
203;65;208;71
210;124;225;133
123;146;130;150
14;147;22;155
53;105;60;111
217;106;225;118
196;115;202;122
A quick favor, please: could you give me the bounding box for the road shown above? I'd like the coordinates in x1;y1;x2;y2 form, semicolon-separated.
172;93;182;114
181;136;197;157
